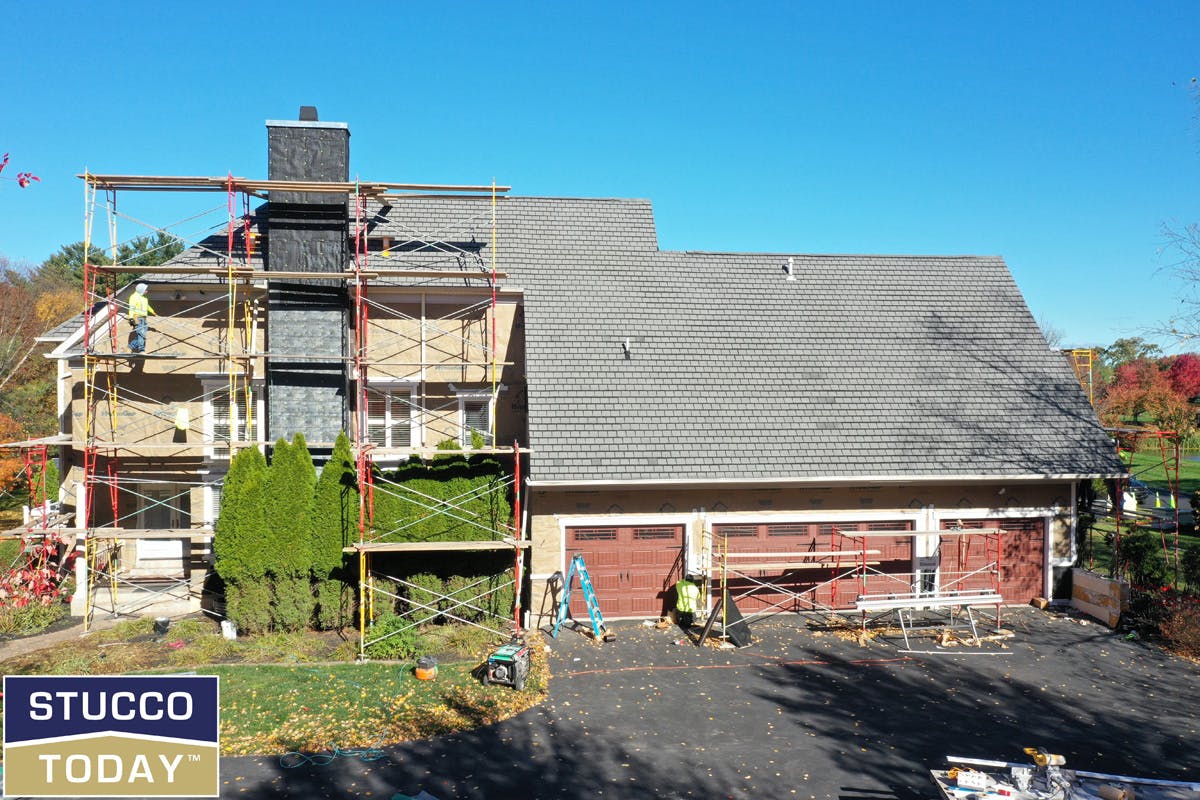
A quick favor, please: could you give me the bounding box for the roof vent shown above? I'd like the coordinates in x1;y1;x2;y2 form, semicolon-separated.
299;105;318;121
784;256;796;281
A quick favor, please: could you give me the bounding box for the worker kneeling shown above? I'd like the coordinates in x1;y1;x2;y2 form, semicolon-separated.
675;572;701;631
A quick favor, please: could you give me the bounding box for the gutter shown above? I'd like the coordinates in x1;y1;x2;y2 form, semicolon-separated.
526;472;1125;489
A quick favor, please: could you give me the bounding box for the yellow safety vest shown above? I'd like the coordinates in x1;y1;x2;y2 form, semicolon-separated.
675;579;700;614
129;292;154;319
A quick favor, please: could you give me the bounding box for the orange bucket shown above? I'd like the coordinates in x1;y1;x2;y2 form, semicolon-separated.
415;656;438;680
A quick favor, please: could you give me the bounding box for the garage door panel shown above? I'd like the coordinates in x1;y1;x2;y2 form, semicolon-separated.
941;518;1043;603
566;524;683;619
715;520;914;611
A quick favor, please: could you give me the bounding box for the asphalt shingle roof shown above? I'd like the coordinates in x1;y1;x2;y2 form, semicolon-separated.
51;194;1120;482
370;196;1119;482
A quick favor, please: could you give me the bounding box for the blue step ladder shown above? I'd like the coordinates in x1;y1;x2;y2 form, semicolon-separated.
552;554;614;641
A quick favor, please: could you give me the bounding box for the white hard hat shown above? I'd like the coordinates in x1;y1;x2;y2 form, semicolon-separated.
136;283;148;293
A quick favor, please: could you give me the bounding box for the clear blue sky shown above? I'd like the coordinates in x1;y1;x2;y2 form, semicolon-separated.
2;2;1197;350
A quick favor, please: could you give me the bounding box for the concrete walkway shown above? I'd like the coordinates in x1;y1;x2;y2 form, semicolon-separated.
0;613;127;661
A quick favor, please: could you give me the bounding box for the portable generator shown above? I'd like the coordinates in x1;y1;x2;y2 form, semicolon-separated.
483;640;530;690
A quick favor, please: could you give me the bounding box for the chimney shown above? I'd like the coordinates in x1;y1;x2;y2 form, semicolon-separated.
262;107;351;449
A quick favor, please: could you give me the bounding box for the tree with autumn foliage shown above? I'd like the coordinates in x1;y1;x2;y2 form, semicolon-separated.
1166;353;1200;400
1098;353;1197;435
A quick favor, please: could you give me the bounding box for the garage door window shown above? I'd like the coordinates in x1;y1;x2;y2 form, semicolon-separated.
572;528;617;541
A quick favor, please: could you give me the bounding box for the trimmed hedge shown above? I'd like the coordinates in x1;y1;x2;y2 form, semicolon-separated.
372;456;511;543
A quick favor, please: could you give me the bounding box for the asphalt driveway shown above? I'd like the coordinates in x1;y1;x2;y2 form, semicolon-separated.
217;607;1200;799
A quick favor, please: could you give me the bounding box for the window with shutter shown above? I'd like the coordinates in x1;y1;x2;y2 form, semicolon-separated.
367;392;387;447
390;392;412;447
208;388;241;460
366;386;413;448
461;398;493;446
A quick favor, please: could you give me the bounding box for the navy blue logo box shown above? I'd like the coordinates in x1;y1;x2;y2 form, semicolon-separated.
3;675;219;797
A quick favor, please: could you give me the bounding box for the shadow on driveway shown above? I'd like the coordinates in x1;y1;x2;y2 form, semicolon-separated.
215;608;1200;799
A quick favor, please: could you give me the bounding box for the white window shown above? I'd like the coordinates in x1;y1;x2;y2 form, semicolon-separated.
206;475;224;528
458;393;494;447
366;386;414;448
205;383;243;460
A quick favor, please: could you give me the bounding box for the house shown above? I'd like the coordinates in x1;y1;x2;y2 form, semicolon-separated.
30;110;1122;627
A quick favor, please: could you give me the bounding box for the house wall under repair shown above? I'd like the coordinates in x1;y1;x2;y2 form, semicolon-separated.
16;108;1122;632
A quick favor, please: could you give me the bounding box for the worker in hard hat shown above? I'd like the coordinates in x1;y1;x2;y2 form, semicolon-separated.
674;572;701;631
127;283;155;353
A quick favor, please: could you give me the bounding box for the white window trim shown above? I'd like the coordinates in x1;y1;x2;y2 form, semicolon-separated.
456;390;494;447
202;379;246;461
364;380;419;450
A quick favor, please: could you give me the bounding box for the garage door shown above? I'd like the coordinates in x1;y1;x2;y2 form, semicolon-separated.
939;518;1045;603
565;525;684;618
713;520;914;612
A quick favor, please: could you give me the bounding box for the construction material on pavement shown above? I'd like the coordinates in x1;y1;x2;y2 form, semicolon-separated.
931;748;1199;800
551;554;614;641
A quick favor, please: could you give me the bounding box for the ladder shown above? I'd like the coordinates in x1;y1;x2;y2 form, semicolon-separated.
551;554;614;641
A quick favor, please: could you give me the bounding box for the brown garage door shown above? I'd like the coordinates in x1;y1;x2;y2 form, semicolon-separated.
565;525;684;618
713;520;914;612
939;518;1045;603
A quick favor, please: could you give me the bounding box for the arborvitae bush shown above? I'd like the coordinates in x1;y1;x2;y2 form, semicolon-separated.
271;575;315;632
214;446;269;582
262;435;317;631
369;576;400;620
443;575;480;622
264;435;317;578
226;581;271;635
406;573;444;624
488;570;516;621
310;432;356;630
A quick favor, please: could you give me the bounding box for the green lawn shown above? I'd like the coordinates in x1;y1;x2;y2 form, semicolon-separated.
1082;517;1200;590
0;618;548;757
186;659;541;755
1126;449;1200;498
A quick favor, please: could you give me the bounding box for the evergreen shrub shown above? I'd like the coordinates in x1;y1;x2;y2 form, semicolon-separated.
363;614;424;660
406;573;444;624
226;581;272;635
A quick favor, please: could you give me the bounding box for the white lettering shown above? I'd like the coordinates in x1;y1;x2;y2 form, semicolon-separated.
129;754;154;783
110;691;136;720
26;689;198;721
39;753;61;782
158;753;182;782
35;753;187;785
139;690;163;719
167;692;192;720
65;753;91;783
29;691;53;721
97;753;123;783
83;691;106;720
55;690;78;720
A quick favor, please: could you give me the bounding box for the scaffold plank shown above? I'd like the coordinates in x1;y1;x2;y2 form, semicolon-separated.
344;539;529;553
79;174;512;195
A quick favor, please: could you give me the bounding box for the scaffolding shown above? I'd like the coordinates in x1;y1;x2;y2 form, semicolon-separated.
1104;427;1182;585
1066;348;1095;405
8;168;528;631
707;523;1005;648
